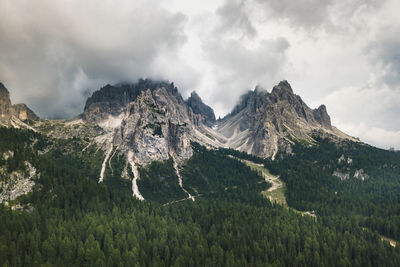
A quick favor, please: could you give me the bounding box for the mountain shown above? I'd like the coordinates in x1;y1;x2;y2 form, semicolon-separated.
0;82;38;125
77;79;355;187
2;79;353;163
214;81;355;159
1;78;400;266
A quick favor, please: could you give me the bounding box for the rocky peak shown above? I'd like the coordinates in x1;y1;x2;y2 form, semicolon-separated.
0;82;12;121
0;82;11;100
185;91;216;126
270;80;300;105
0;82;38;123
215;80;344;158
313;104;331;129
83;79;178;122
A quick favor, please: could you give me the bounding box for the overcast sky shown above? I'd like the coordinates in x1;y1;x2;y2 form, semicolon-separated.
0;0;399;149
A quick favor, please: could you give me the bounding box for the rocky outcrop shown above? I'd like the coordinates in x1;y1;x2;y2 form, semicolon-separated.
0;82;39;123
0;82;12;122
185;92;216;126
0;161;37;204
112;86;194;164
12;103;39;121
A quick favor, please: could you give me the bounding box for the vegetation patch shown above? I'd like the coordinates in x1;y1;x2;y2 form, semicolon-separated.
143;123;163;137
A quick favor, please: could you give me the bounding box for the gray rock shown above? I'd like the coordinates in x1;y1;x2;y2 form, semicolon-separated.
185;92;216;126
215;80;351;158
0;82;39;123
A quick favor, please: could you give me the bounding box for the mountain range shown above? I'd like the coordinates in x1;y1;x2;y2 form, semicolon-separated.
0;78;362;201
1;79;354;161
1;78;400;266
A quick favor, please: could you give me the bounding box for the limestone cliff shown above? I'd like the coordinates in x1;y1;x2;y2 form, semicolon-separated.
0;82;39;123
82;80;206;166
185;92;216;126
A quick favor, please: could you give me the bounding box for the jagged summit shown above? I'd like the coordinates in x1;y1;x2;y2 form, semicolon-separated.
79;79;353;161
83;79;179;122
185;91;216;126
215;80;350;159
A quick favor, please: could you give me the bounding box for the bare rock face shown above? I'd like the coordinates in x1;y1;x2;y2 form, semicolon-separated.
0;82;39;123
185;92;216;126
113;86;194;164
12;103;39;121
84;79;354;167
0;160;37;204
84;80;199;165
83;79;174;122
0;82;12;122
215;81;349;159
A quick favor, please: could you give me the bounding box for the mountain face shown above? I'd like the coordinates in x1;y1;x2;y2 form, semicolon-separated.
185;92;216;126
81;80;211;165
79;79;354;164
2;80;400;266
214;81;352;159
1;79;353;163
0;82;38;124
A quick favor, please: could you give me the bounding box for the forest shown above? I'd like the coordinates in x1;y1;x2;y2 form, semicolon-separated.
1;127;400;266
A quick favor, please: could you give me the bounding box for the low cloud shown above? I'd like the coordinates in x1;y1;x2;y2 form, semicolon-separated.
366;26;400;86
216;0;257;38
320;84;400;149
0;0;186;118
204;38;290;115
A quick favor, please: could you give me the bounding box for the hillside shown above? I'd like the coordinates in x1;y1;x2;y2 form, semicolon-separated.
0;79;400;266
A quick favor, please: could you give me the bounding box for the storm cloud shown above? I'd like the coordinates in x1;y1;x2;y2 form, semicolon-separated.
0;0;186;118
0;0;400;149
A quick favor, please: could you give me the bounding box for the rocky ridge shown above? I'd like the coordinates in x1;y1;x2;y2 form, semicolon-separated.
78;79;355;164
185;92;216;126
0;82;39;126
214;81;354;159
0;79;356;200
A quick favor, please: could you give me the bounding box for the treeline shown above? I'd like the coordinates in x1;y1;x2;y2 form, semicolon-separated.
1;127;400;266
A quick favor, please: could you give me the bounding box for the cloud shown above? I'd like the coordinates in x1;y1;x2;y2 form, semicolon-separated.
255;0;334;29
338;122;400;150
216;0;257;38
319;83;400;148
203;38;290;115
0;0;399;152
366;26;400;86
0;0;186;118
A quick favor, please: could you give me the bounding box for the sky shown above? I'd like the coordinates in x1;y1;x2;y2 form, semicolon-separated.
0;0;399;149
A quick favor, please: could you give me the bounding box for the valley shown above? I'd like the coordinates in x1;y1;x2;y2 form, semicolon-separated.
1;79;400;266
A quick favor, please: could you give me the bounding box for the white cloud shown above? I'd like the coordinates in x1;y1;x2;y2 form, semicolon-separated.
319;83;400;148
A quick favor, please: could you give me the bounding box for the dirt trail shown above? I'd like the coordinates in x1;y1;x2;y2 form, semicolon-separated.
380;235;398;248
239;159;287;205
